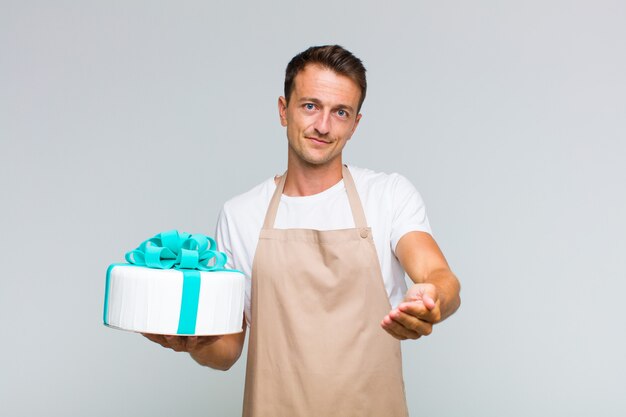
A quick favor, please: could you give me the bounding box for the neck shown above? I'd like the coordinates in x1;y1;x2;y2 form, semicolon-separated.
283;155;344;197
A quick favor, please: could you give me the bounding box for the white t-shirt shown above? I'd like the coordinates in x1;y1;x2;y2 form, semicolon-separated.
215;165;432;325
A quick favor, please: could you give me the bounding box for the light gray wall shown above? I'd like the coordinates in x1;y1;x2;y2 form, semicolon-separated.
1;1;624;416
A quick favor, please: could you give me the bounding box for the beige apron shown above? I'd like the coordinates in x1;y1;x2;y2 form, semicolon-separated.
243;166;409;417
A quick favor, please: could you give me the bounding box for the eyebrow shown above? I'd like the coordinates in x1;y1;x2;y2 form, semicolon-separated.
298;97;356;113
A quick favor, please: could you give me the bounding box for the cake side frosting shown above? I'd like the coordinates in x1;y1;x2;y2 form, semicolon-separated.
105;265;245;335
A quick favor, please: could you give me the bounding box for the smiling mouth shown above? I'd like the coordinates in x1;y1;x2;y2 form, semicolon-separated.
306;136;331;144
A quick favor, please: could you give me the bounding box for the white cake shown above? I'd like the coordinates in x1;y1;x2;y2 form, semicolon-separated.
104;265;245;335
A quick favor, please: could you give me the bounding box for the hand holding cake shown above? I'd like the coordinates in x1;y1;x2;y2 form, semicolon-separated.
141;334;222;352
142;332;246;370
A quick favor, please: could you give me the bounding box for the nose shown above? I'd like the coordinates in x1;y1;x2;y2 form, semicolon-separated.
313;111;331;136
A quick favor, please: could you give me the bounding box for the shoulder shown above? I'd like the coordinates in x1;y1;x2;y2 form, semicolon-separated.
348;164;429;227
221;177;275;218
216;176;276;250
217;176;276;236
347;165;431;244
348;165;420;197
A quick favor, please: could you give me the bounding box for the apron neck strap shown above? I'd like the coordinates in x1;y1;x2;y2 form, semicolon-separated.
263;171;287;229
341;165;368;229
262;165;368;230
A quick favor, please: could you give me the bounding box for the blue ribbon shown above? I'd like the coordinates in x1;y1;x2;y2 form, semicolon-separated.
125;230;227;272
120;230;230;334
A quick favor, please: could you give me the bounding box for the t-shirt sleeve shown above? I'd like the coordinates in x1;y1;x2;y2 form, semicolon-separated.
214;207;236;270
389;173;432;251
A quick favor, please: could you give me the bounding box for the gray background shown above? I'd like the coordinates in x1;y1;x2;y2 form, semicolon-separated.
1;1;625;416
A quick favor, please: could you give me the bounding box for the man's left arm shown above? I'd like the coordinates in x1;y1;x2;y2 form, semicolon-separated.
381;231;461;340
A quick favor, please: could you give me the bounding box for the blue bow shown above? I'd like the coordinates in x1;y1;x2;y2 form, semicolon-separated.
125;230;227;271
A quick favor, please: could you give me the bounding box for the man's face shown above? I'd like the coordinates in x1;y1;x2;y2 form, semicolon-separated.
279;64;362;168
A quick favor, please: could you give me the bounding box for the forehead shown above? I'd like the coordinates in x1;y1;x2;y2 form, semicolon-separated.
292;64;361;107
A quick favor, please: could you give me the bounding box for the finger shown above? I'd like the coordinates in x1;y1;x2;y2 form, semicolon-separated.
381;315;421;340
381;325;406;341
195;335;223;348
385;321;421;340
163;335;188;352
381;316;406;340
142;333;170;347
422;294;437;310
185;336;198;350
176;335;222;352
390;310;433;336
398;301;441;323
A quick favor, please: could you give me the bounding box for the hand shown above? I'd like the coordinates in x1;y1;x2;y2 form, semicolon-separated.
381;283;442;340
142;333;222;354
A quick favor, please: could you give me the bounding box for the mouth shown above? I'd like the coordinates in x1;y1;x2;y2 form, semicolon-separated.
306;136;331;145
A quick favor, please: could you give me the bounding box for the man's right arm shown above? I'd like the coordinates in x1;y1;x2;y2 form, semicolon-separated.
143;321;247;371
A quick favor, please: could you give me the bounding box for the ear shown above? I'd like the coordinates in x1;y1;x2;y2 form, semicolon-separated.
347;113;362;140
278;96;288;127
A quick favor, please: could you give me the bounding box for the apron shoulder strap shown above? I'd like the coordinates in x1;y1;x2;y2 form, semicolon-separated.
263;172;287;229
342;165;368;229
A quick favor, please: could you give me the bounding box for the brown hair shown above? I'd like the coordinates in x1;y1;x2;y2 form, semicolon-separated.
284;45;367;112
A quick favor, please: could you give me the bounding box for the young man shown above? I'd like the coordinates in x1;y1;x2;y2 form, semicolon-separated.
145;45;461;417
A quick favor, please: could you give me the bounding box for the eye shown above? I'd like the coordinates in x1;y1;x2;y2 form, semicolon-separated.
304;103;316;111
337;109;349;118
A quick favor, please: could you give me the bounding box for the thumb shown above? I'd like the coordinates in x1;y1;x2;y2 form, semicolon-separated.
423;294;436;310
